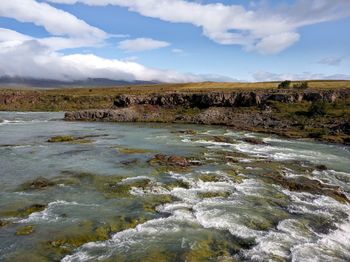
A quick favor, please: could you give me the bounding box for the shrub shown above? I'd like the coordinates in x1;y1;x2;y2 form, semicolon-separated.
293;81;308;90
308;101;327;116
278;80;291;89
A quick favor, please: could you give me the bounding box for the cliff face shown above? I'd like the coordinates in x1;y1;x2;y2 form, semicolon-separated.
113;89;350;108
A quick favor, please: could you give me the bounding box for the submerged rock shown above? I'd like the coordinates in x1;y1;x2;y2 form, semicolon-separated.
48;135;94;144
0;220;10;228
48;135;75;143
211;136;236;144
197;191;231;199
17;204;47;217
243;137;267;145
116;147;155;154
174;129;198;135
262;173;350;204
21;177;55;190
316;164;328;171
149;154;190;168
16;225;35;236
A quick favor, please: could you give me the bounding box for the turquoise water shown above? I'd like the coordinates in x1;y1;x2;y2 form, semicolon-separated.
0;112;349;262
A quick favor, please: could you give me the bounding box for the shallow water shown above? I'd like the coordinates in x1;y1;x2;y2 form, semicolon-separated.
0;112;349;262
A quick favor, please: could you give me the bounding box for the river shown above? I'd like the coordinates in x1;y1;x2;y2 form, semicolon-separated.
0;112;349;262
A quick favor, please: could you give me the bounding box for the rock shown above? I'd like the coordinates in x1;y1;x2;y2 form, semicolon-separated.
17;204;47;217
267;93;295;103
303;92;324;101
22;177;55;190
16;225;35;236
0;220;9;228
332;122;350;135
167;155;190;167
197;191;231;198
176;129;197;135
48;135;75;143
212;136;235;143
235;92;261;107
262;173;350;204
316;165;328;171
243;137;266;145
150;154;190;167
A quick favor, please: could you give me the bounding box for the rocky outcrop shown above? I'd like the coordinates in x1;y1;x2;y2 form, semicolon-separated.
64;88;350;145
113;89;350;109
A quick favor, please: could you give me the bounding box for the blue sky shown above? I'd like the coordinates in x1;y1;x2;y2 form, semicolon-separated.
0;0;349;82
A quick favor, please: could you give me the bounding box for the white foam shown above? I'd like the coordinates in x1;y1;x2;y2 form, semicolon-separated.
181;138;235;147
62;209;197;262
291;219;350;261
19;200;97;223
0;119;48;126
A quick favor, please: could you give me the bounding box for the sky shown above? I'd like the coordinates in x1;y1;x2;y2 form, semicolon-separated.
0;0;349;83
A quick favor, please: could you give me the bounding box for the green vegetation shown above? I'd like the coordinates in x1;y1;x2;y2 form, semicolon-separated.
278;80;291;89
308;100;327;116
293;81;309;90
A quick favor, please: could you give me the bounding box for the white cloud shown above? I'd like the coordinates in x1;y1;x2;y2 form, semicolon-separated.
0;38;232;83
318;57;343;66
0;0;106;39
118;38;170;52
47;0;350;54
253;70;350;82
253;32;300;55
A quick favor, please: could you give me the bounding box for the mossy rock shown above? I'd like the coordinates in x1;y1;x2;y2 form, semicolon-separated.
182;233;244;262
198;174;222;183
16;225;35;236
48;136;75;143
19;204;47;217
0;220;10;228
48;135;94;144
260;172;350;204
226;170;245;184
243;216;276;231
20;177;55;191
175;129;198;135
163;179;190;190
101;178;151;199
211;136;236;144
47;217;149;258
1;204;47;218
70;139;94;144
242;137;267;145
197;191;231;199
116;147;155;154
141;194;175;212
60;171;156;199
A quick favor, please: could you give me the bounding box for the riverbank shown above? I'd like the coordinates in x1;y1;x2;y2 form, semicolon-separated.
65;88;350;145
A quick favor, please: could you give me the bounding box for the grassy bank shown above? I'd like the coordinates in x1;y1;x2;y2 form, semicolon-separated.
1;80;349;112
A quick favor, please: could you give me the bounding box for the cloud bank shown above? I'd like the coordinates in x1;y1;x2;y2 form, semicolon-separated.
253;71;350;82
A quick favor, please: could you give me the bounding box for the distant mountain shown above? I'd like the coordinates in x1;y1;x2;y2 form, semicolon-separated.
0;76;159;88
